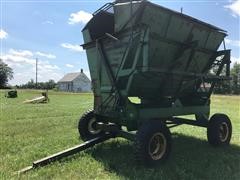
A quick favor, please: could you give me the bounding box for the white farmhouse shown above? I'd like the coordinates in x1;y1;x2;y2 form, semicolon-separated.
58;69;91;92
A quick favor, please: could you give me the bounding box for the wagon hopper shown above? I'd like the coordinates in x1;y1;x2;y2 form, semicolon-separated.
81;0;232;165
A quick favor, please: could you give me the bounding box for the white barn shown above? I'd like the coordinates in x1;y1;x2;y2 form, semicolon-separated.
58;69;91;92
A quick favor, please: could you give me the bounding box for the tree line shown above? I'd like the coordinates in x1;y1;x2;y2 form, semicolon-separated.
214;62;240;95
16;79;57;90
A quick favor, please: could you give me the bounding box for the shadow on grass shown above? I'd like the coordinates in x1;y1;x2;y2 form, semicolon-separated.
86;133;240;180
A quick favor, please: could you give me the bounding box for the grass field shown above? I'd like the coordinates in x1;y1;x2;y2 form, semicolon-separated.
0;90;240;179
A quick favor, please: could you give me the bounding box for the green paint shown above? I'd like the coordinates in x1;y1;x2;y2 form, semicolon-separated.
82;1;229;131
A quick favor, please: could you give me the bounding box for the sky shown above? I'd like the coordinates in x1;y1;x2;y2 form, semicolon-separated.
0;0;239;85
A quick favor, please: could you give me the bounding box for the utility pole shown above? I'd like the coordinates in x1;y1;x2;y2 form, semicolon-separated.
36;58;38;88
181;7;183;14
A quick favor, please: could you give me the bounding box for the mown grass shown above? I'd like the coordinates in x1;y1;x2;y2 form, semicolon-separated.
0;90;239;179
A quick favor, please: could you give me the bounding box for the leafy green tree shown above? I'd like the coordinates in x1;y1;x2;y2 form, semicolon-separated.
27;79;35;89
0;59;13;88
46;79;56;89
230;62;240;94
212;64;231;94
19;79;56;89
211;62;240;95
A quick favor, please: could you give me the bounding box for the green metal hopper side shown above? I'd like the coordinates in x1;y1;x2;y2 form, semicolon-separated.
81;0;231;130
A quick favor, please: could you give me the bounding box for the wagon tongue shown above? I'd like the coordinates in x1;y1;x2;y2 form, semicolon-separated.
17;134;113;174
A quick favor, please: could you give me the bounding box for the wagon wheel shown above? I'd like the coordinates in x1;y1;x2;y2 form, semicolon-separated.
78;110;104;141
207;113;232;146
135;120;171;166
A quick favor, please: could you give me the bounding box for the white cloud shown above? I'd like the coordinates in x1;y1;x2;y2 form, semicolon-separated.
66;64;74;68
36;51;56;59
225;0;240;17
2;49;35;66
1;54;36;66
9;49;33;57
225;39;240;47
38;60;60;71
0;29;8;39
68;10;92;25
42;21;54;25
61;43;84;52
0;49;62;85
7;49;56;59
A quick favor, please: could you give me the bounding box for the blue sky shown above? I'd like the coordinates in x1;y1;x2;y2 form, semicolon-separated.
0;0;239;85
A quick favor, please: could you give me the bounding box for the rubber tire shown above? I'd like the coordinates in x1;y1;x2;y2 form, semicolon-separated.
135;120;172;167
78;110;103;141
207;113;232;146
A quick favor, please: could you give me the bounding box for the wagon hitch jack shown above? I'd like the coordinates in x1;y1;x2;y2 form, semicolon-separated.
17;134;113;174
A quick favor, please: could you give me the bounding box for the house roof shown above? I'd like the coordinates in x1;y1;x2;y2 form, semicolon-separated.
58;72;90;83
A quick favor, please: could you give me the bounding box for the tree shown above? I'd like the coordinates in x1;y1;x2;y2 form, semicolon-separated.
212;62;240;95
26;79;35;89
230;62;240;94
46;79;56;89
19;79;56;89
0;59;13;88
211;63;231;94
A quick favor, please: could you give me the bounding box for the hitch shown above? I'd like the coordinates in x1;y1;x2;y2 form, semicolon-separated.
17;134;113;174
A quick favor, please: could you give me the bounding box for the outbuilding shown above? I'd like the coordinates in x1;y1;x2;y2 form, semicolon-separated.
58;69;91;92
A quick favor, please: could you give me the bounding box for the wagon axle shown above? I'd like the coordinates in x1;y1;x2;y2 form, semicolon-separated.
18;112;232;174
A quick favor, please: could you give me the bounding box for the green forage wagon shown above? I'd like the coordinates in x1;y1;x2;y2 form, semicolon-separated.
79;0;232;166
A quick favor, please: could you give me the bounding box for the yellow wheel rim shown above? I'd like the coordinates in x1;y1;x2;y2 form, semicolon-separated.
219;122;229;142
148;132;167;160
